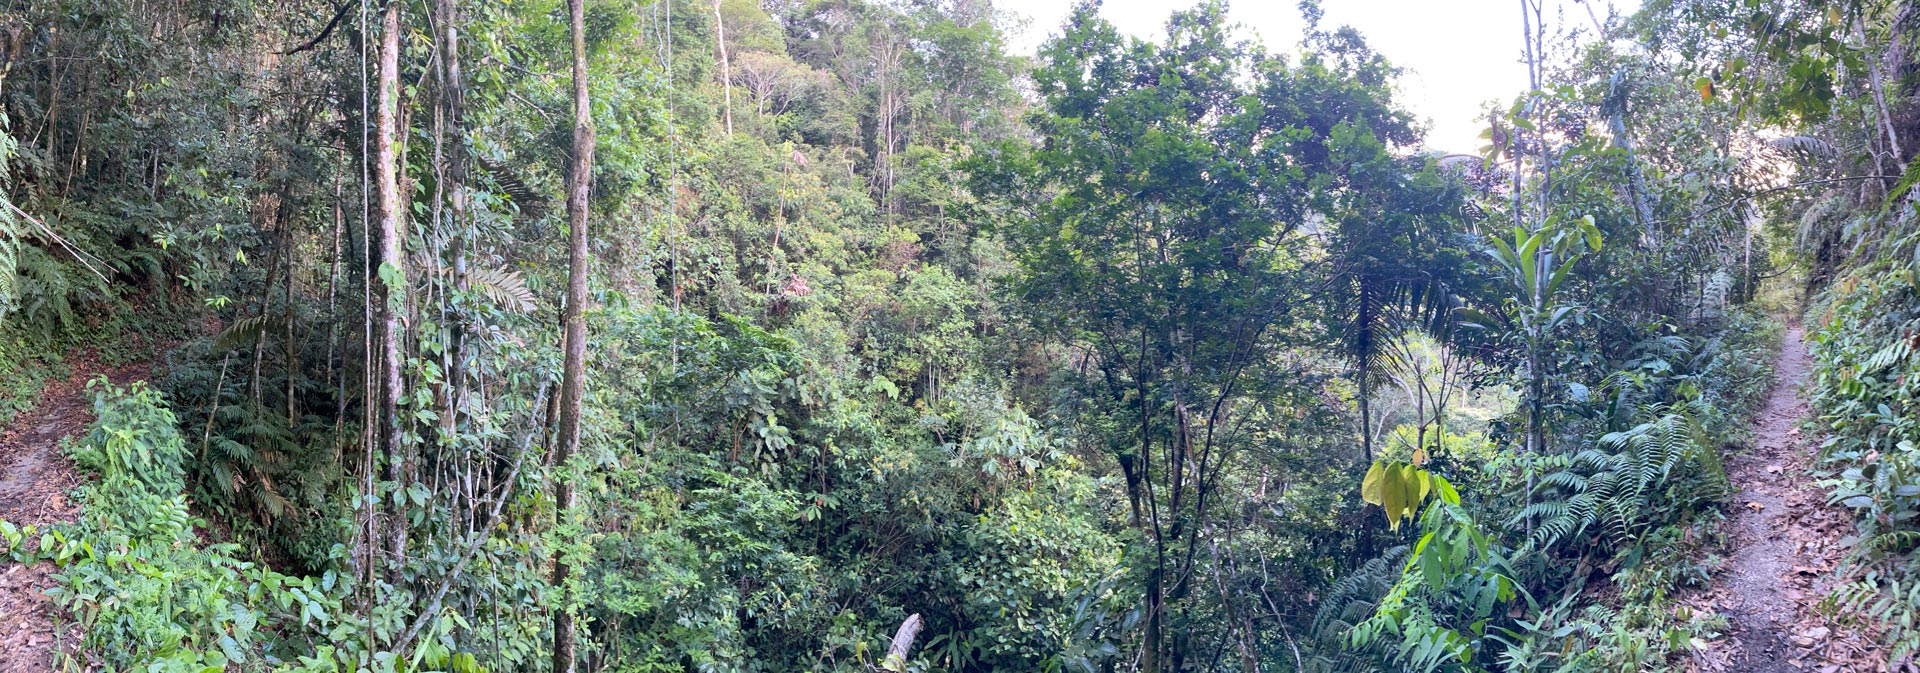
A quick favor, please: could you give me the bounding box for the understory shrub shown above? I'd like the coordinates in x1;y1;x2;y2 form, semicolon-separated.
1807;237;1920;661
1;380;367;673
1307;308;1781;672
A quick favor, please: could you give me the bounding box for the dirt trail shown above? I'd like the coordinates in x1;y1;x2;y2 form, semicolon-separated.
1703;325;1892;672
0;355;158;673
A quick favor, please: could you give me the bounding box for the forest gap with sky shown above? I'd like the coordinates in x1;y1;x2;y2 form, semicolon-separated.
1;0;1919;671
1006;0;1643;154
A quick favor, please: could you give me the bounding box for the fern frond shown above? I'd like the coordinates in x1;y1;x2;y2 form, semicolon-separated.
1767;135;1837;158
213;314;283;352
467;266;537;313
1869;530;1920;554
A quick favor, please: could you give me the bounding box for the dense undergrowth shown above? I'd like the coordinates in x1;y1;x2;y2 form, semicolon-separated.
1309;308;1780;672
1805;201;1920;662
3;381;364;672
0;298;200;424
2;309;1781;672
3;0;1914;670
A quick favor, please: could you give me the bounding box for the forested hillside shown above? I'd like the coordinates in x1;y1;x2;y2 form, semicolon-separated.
1;0;1918;670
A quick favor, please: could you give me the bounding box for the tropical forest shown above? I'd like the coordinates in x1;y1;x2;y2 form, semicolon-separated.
2;0;1919;670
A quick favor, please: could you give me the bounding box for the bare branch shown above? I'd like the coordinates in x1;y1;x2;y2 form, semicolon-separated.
282;1;356;55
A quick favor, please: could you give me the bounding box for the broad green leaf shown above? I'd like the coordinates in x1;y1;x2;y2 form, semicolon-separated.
1420;534;1446;588
1433;475;1461;505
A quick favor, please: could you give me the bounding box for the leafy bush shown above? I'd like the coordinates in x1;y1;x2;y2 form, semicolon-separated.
2;380;364;673
1312;307;1781;672
1515;406;1725;557
1806;249;1920;660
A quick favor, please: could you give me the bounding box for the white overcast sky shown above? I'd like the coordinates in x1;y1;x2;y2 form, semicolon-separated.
1007;0;1642;155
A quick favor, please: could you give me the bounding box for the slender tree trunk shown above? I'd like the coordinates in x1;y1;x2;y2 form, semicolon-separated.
286;229;299;427
1518;0;1547;533
1137;369;1162;673
250;230;286;409
551;0;595;668
1744;205;1754;303
374;0;409;578
1532;249;1550;456
439;0;469;438
713;0;732;137
200;352;233;462
1145;566;1164;673
326;177;342;408
1860;16;1905;164
1357;289;1374;463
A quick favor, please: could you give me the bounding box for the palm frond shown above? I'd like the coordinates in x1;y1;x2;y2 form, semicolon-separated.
1767;135;1837;158
467;266;537;313
213;314;283;353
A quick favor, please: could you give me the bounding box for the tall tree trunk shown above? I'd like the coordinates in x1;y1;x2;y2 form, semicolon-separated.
713;0;732;137
326;177;342;407
1136;370;1162;673
1859;16;1905;167
439;0;468;438
285;227;298;427
250;229;286;409
374;0;409;578
551;0;595;668
1356;287;1374;463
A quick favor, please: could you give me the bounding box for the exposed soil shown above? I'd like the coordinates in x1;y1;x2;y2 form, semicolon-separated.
1689;326;1902;672
0;352;161;673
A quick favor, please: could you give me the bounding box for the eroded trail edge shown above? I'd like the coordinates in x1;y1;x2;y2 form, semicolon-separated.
0;357;157;673
1702;325;1884;672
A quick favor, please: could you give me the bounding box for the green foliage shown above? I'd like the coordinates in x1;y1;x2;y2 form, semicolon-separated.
1827;570;1920;662
5;381;365;672
1515;407;1724;556
1316;283;1781;671
1805;248;1920;662
1361;461;1459;532
70;379;190;524
0;0;1841;670
956;468;1125;666
1342;494;1522;673
0;297;195;425
1634;0;1866;124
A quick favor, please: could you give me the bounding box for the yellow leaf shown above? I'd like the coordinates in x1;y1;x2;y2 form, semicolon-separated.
1380;465;1406;530
1393;464;1425;530
1409;466;1430;510
1361;461;1386;506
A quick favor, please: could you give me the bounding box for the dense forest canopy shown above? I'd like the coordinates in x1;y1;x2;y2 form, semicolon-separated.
2;0;1920;670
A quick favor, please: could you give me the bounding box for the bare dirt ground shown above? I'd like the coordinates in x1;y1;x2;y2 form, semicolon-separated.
1688;326;1903;672
0;353;159;673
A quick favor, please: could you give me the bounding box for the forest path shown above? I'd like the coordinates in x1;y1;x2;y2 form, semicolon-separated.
0;353;161;673
1703;325;1890;672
